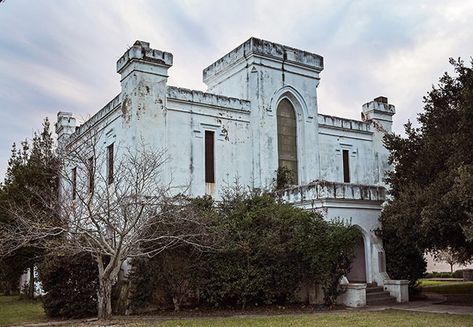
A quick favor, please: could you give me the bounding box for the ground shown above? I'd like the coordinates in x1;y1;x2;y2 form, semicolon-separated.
420;279;473;306
2;281;473;327
0;296;45;326
68;311;473;327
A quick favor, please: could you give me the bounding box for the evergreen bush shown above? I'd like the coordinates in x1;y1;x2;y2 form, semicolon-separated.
39;253;98;318
128;192;359;310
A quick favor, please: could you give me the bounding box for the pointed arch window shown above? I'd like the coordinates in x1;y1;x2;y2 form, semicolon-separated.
277;98;298;183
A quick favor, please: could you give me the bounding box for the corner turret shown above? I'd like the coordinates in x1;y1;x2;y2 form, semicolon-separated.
117;40;173;79
55;112;76;149
361;96;396;132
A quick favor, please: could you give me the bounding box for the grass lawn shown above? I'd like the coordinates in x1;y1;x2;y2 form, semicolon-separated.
418;279;458;287
420;280;473;294
1;296;473;327
135;310;473;327
0;295;46;326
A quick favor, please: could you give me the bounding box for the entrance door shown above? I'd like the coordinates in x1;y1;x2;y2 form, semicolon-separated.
347;233;367;283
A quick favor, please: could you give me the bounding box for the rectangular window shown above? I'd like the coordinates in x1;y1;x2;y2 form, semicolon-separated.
205;131;215;183
71;167;77;200
88;157;94;193
107;144;114;185
342;149;350;183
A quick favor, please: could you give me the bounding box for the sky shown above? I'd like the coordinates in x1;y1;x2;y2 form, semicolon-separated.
1;0;473;180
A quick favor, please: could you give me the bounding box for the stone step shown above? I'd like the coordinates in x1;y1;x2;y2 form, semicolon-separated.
366;291;392;300
366;286;397;306
366;286;384;294
366;296;397;306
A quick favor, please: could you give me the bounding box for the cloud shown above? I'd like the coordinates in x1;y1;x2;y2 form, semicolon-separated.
1;0;473;179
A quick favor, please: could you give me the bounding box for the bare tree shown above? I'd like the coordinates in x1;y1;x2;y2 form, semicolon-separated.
0;135;216;320
434;247;471;274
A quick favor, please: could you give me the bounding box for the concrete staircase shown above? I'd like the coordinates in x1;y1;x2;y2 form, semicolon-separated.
366;285;397;305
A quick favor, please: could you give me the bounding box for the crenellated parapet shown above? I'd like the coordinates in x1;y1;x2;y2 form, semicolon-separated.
117;40;173;77
167;86;250;112
277;180;386;205
318;114;372;134
68;94;121;143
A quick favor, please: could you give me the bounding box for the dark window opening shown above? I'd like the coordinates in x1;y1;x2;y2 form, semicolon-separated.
343;149;350;183
107;144;114;185
88;157;94;193
277;99;298;184
205;131;215;183
72;167;77;200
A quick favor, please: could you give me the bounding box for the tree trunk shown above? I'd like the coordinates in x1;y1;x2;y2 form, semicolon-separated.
28;264;34;299
450;263;454;274
172;296;180;312
97;277;113;320
4;281;11;296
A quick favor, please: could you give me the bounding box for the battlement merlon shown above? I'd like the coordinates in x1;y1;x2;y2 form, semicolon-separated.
361;96;396;133
362;96;396;118
116;40;173;80
202;37;324;85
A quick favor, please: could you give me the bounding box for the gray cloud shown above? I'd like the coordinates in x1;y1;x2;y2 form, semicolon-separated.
1;0;472;179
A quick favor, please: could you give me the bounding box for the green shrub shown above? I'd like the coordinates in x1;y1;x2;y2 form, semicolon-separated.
273;166;296;190
127;258;157;312
378;206;427;289
39;253;98;318
129;250;202;312
199;195;311;308
129;193;359;310
426;271;464;279
0;256;23;295
453;270;464;278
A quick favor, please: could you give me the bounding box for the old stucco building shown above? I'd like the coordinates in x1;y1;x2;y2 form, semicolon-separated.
55;38;408;306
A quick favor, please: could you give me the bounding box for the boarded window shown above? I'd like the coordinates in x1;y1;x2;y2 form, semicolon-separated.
205;131;215;183
343;149;350;183
88;157;94;193
72;167;77;200
107;144;114;185
378;251;386;273
277;99;298;183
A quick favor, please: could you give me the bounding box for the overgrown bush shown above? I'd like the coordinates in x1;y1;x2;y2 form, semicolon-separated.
0;256;23;295
318;221;361;307
39;253;98;318
425;272;452;278
129;248;202;312
129;191;360;310
128;196;217;312
273;166;296;190
199;194;308;308
377;213;426;289
453;270;464;278
127;258;157;312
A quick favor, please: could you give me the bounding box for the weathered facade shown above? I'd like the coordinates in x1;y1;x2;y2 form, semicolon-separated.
55;38;408;306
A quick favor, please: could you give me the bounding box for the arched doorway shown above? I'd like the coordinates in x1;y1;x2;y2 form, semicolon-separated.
347;232;367;283
277;99;298;183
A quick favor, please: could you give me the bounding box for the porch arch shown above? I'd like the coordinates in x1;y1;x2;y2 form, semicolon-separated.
347;226;369;283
